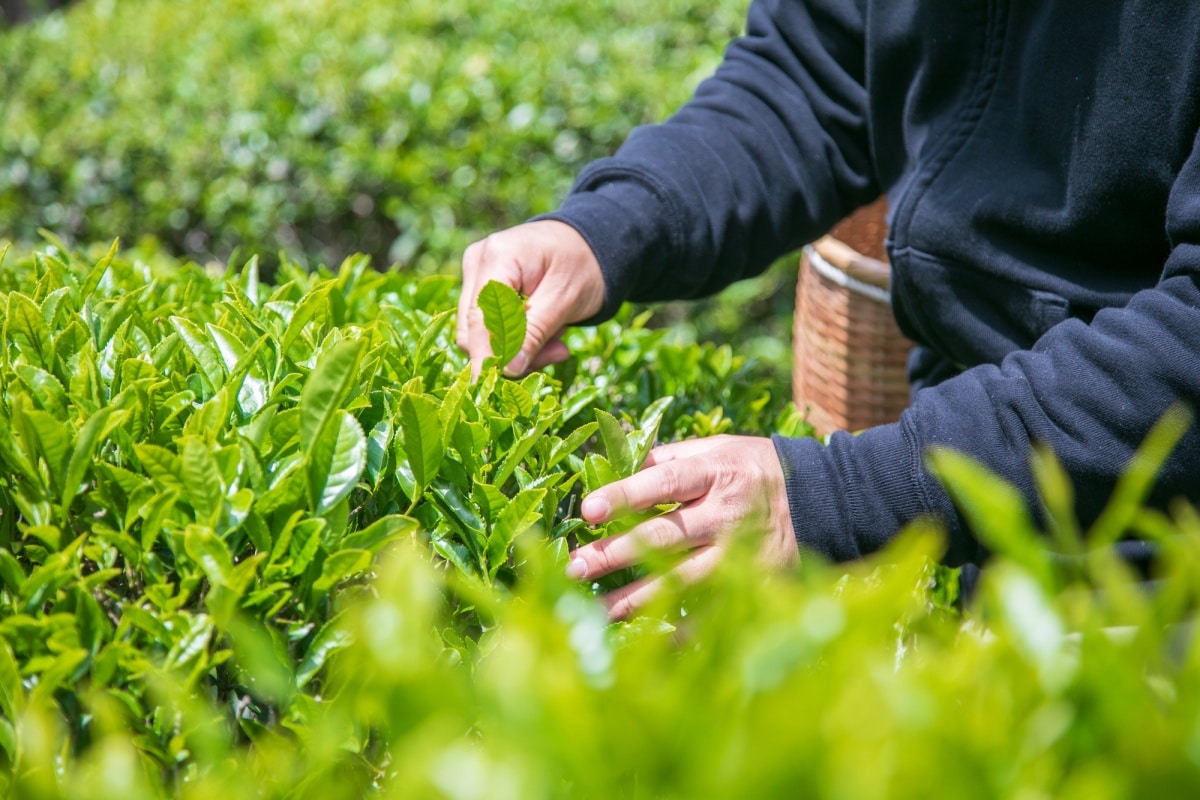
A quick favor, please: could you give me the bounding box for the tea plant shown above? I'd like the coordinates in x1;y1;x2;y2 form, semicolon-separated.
0;239;797;791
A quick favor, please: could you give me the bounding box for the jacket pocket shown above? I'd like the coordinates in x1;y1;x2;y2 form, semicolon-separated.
890;248;1071;369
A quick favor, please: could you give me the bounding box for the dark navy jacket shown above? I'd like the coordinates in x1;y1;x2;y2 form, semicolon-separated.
542;0;1200;567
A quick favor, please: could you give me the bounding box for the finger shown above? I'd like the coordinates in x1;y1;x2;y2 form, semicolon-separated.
456;243;480;351
465;299;496;380
580;457;713;524
504;279;576;377
603;544;725;621
527;336;570;371
640;436;730;469
568;507;701;580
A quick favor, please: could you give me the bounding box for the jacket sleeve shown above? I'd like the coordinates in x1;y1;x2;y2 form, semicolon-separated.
773;124;1200;567
538;0;879;321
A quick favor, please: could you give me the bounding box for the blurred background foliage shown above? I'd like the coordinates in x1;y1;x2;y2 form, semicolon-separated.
0;0;794;378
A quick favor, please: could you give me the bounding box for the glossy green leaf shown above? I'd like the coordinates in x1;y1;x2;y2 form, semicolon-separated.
184;525;235;588
307;410;367;514
300;339;365;451
595;409;634;477
207;322;268;417
61;404;127;515
0;551;25;594
487;487;546;579
313;549;372;594
181;437;224;527
399;392;445;501
494;409;561;488
630;396;673;469
14;365;69;418
477;280;526;367
296;618;353;688
583;453;622;494
6;292;53;368
280;280;333;358
21;407;71;486
340;514;419;554
170;315;224;391
547;421;598;469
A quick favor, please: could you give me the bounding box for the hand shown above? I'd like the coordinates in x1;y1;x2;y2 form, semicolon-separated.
568;435;798;619
457;220;606;377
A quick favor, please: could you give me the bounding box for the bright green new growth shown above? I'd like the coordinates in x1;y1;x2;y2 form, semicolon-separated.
477;279;526;367
0;240;803;797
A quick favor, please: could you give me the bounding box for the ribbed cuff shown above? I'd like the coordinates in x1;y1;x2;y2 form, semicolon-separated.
531;165;680;325
771;420;941;563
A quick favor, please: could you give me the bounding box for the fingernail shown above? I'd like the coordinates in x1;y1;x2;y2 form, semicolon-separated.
580;494;610;523
503;351;528;376
566;557;589;580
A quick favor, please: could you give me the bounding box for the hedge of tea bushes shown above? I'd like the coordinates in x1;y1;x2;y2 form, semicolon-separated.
0;0;746;270
0;241;1198;798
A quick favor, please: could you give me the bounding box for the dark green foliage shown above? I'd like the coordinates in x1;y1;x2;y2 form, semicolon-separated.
0;0;746;271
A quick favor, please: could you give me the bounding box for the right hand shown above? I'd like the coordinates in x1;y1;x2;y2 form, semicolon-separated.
457;220;606;377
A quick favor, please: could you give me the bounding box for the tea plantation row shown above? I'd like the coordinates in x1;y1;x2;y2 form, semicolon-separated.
0;242;1197;798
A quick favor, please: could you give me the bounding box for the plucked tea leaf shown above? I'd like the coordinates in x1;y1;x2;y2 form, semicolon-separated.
477;280;526;368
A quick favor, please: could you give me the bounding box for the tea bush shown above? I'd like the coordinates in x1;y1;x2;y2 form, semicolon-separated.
0;241;1198;799
0;239;803;794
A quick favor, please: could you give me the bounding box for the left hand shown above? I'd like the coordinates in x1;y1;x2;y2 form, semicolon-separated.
567;435;799;619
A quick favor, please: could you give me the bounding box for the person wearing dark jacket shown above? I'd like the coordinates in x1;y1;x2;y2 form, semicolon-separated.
456;0;1200;618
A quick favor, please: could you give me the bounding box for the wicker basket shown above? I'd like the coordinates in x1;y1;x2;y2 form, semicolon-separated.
793;200;913;436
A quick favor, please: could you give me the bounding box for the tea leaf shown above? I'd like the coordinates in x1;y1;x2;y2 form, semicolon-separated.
399;393;444;503
477;280;526;368
595;409;634;477
487;487;546;579
308;410;367;514
300;339;365;451
181;437;224;528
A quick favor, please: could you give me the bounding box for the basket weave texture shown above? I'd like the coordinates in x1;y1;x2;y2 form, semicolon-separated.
793;200;913;436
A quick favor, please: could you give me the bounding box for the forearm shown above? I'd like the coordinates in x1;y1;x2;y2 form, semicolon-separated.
542;0;879;321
